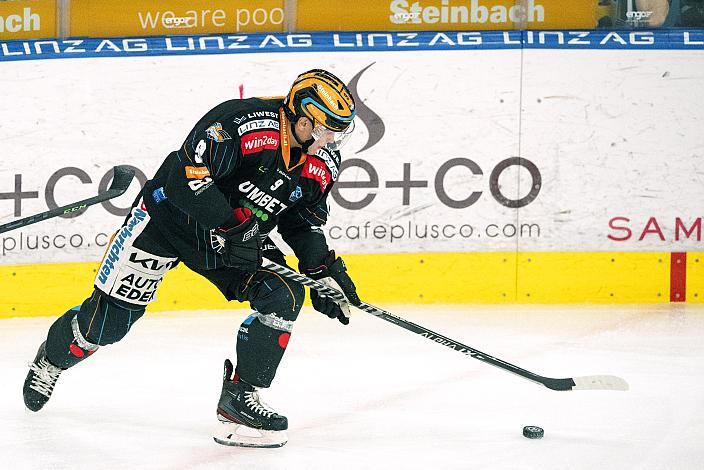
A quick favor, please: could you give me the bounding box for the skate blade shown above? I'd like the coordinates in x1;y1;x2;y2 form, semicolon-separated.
213;422;287;448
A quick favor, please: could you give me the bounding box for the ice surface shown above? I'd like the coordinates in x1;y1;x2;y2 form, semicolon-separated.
1;304;703;470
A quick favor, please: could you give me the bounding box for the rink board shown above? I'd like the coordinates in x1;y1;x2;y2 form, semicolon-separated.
1;251;702;317
1;31;703;316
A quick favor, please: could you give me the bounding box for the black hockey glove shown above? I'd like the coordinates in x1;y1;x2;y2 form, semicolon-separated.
214;208;262;274
302;250;360;325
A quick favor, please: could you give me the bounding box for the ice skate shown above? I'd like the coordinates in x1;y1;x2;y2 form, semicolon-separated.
23;342;63;412
213;359;288;448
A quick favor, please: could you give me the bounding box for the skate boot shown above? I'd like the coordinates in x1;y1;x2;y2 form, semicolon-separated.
23;342;63;412
213;359;288;448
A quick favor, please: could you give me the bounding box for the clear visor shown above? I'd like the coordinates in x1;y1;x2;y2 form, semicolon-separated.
311;120;355;151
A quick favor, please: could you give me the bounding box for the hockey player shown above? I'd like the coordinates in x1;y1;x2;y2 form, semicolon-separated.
23;69;361;448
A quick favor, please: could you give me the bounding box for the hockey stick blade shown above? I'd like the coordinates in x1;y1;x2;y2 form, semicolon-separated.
261;258;629;392
540;375;629;391
0;165;135;234
109;165;136;195
572;375;629;391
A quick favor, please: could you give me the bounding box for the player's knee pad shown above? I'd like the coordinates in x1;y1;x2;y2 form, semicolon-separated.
250;274;305;322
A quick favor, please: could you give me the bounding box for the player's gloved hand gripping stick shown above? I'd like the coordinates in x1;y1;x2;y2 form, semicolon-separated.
261;257;629;392
214;207;262;274
301;250;360;325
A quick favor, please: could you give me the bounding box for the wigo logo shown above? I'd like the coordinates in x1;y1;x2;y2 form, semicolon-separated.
302;160;331;192
241;130;279;155
0;7;41;33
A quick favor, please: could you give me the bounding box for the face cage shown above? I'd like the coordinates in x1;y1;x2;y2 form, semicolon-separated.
311;120;355;151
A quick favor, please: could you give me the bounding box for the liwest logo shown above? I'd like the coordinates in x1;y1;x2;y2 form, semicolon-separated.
241;131;279;155
0;7;40;33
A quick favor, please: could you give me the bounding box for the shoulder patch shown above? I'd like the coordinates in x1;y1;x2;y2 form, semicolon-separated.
205;122;232;142
302;156;332;192
289;185;303;202
314;147;340;181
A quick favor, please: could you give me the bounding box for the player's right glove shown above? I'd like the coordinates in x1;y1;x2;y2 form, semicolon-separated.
302;250;360;325
214;208;262;274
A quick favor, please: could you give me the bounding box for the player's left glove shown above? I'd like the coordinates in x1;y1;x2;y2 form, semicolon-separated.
302;250;360;325
214;208;262;274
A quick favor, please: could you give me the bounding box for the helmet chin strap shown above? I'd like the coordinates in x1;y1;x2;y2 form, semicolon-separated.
291;118;315;153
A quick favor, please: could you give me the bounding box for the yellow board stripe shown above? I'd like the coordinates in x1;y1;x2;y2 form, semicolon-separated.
687;253;704;303
1;252;702;318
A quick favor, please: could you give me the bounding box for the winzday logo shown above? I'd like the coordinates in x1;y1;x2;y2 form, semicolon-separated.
241;131;279;155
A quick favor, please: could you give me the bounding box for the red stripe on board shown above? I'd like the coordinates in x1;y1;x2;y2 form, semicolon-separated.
670;252;687;302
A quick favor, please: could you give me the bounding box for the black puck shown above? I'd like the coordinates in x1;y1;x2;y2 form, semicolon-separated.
523;426;544;439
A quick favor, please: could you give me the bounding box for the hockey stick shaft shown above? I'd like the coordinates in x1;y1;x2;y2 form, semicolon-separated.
261;258;628;392
0;165;135;235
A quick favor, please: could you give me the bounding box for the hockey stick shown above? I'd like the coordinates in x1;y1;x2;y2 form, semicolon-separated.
261;258;628;392
0;165;136;235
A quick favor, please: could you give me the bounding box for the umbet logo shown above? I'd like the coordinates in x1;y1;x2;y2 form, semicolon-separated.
0;7;40;33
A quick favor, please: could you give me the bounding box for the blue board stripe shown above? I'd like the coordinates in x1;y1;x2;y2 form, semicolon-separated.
1;30;702;62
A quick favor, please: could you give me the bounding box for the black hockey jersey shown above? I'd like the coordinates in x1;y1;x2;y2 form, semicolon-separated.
142;97;339;270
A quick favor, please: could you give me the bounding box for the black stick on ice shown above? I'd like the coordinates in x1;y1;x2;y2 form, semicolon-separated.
261;258;629;392
0;165;135;235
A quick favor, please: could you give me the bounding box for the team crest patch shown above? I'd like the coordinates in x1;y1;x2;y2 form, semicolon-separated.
289;186;303;202
206;122;232;142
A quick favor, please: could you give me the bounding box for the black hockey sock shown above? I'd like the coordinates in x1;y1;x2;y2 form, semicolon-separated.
45;308;99;369
235;313;292;388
